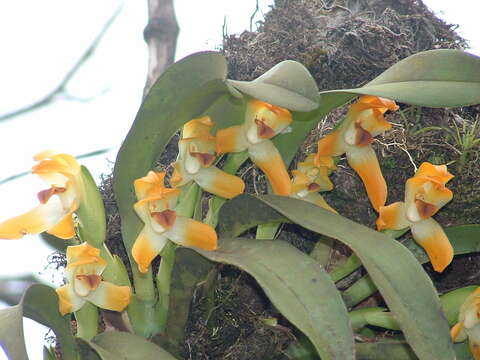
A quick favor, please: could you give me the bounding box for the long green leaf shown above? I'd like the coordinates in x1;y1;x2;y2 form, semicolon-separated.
0;284;77;360
196;238;355;360
87;331;178;360
320;49;480;108
256;195;454;360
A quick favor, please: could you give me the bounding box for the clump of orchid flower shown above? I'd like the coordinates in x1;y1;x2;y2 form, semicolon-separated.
0;151;84;240
216;99;293;195
290;154;337;213
171;116;245;199
451;287;480;359
131;170;217;273
377;162;454;272
316;96;399;211
56;243;131;315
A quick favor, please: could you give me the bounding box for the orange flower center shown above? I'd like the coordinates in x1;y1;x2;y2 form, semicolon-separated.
37;186;67;204
255;118;276;139
151;209;177;230
75;274;102;291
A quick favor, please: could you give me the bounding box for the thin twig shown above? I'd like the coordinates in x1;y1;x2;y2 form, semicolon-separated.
0;6;122;123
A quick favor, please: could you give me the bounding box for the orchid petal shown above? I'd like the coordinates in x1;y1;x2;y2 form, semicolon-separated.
47;211;76;239
248;140;291;196
85;281;131;312
56;284;86;315
0;198;70;239
376;202;410;231
216;125;249;153
182;116;214;139
194;166;245;199
415;162;454;184
316;130;346;157
170;161;192;188
132;226;169;273
451;321;468;342
405;177;453;222
244;99;292;144
410;218;453;272
165;216;217;251
346;145;387;211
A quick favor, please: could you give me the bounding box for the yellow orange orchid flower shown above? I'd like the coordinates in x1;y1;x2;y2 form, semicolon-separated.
316;96;399;211
290;154;337;213
377;162;454;272
132;171;217;273
216;99;292;196
451;287;480;359
0;151;84;240
171;116;245;199
56;243;131;315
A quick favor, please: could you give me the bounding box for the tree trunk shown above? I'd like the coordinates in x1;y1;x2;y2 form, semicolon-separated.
143;0;179;96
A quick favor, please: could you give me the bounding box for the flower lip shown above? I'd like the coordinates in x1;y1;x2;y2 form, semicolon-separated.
189;151;216;167
37;186;67;204
75;274;102;291
255;118;276;139
415;199;437;219
355;124;374;146
151;209;177;230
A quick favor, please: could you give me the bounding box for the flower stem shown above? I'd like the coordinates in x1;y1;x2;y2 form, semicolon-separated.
74;302;98;340
156;240;177;332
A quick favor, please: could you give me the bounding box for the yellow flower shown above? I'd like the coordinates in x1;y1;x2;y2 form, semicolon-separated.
171;116;245;199
132;171;218;273
451;287;480;359
56;243;131;315
316;96;399;211
290;154;337;213
377;162;454;272
0;151;84;240
216;99;293;196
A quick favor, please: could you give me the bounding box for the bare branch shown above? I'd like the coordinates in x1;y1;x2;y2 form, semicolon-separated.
0;6;122;123
143;0;179;96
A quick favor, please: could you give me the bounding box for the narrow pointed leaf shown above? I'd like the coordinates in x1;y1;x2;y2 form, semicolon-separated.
196;238;355;360
255;195;455;360
321;50;480;107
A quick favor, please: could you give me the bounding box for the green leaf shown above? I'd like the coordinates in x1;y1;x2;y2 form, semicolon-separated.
84;331;178;360
227;60;320;111
77;165;107;247
0;284;77;360
321;49;480;108
256;195;455;360
196;238;355;360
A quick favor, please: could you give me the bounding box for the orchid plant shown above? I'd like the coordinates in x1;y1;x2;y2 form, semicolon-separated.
1;49;480;360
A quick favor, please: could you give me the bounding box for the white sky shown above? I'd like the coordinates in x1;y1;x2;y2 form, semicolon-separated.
0;1;478;359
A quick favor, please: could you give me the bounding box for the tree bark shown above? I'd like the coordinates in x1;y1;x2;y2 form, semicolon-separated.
143;0;180;96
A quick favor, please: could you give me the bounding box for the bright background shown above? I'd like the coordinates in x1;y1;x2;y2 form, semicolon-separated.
0;0;478;358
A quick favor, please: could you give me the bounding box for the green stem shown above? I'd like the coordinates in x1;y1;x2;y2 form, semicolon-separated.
156;241;177;332
342;274;376;308
74;302;98;340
